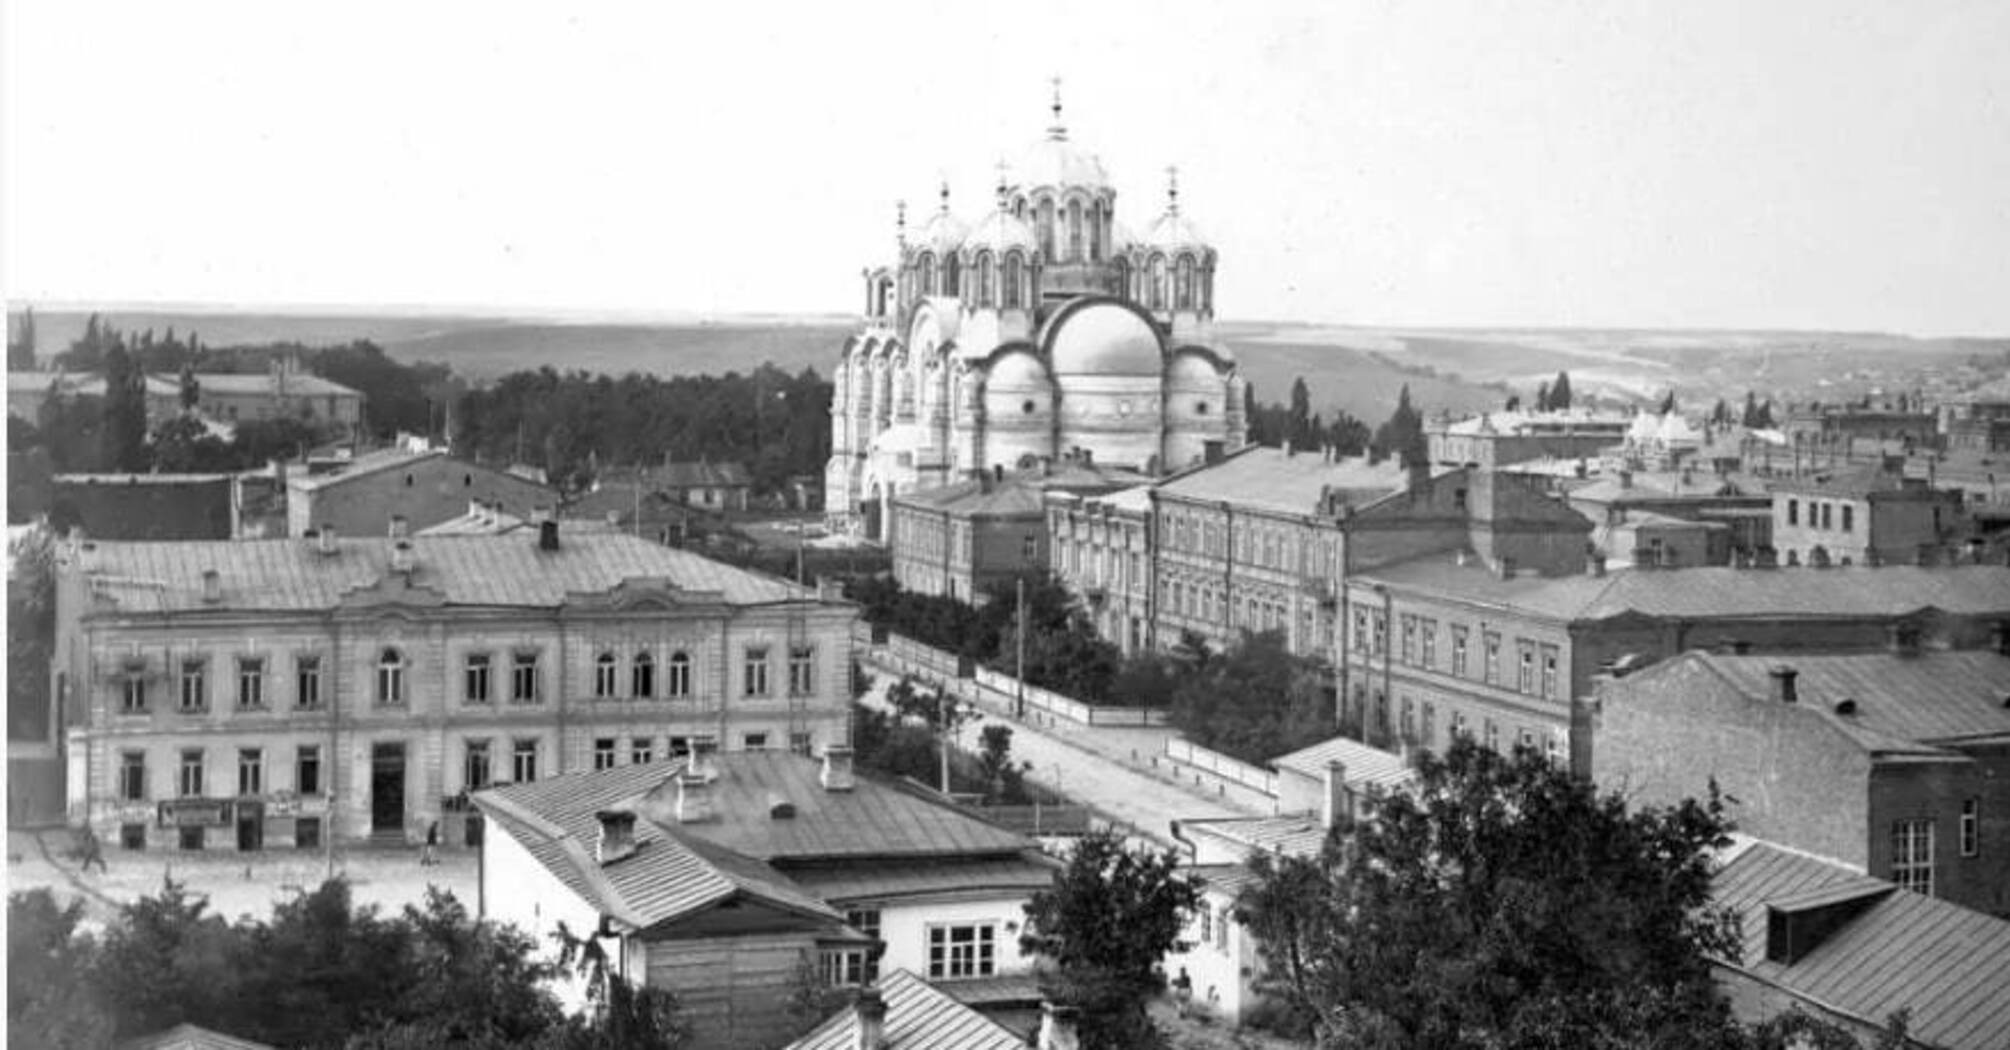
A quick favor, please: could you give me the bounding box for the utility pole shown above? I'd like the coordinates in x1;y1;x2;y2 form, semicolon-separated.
1014;576;1027;720
938;687;952;795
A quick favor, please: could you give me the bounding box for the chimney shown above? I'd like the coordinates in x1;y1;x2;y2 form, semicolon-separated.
539;518;560;552
854;987;888;1050
1037;1002;1081;1050
1992;620;2010;658
388;514;409;539
1619;470;1634;490
391;539;415;574
1203;440;1225;465
1769;665;1799;704
767;793;797;819
595;809;638;864
201;569;222;603
317;524;338;555
674;771;713;823
1495;556;1516;580
1889;624;1922;658
1587;552;1607;578
1282;438;1294;458
1322;759;1350;830
821;744;856;792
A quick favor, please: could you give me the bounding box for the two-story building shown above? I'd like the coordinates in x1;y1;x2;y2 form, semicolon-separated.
1588;649;2010;916
1046;484;1154;654
1769;467;1966;567
1426;409;1631;470
1340;557;2010;762
53;523;857;851
889;459;1144;603
476;748;1055;1050
285;447;559;539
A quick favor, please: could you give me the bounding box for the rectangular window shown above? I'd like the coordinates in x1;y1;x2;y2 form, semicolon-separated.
1842;505;1855;533
1484;633;1501;686
296;746;321;796
788;645;816;696
632;654;655;699
744;646;770;697
511;653;540;704
1545;734;1563;766
179;749;204;797
1022;534;1037;563
1451;712;1468;739
1198;903;1214;946
295;656;322;710
790;731;814;756
927;923;997;979
236;658;266;709
179;659;207;712
1371;614;1387;655
1516;643;1535;694
1891;818;1935;895
119;751;147;801
594;738;618;770
465;740;493;791
1421;702;1436;747
594;655;619;698
512;739;539;784
1821;503;1833;530
1399;616;1416;664
237;748;263;796
1452;627;1469;677
1961;799;1979;857
1484;720;1500;753
1400;697;1416;741
179;825;205;851
120;823;147;850
1787;498;1798;526
123;676;148;714
822;948;871;988
846;909;883;982
1540;645;1560;700
667;654;691;697
295;817;321;851
1420;620;1437;669
744;732;770;751
464;653;492;703
631;737;654;765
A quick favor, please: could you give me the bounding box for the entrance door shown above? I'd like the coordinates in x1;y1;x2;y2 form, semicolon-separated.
371;743;405;834
236;802;264;851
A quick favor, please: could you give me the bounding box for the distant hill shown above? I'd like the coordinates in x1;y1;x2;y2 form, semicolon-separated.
11;307;2006;428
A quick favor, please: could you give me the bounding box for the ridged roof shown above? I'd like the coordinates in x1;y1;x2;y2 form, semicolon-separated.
784;969;1026;1050
1272;735;1420;794
1157;447;1410;517
1659;650;2010;747
1712;839;2010;1050
120;1025;276;1050
1181;814;1327;860
72;532;819;612
782;856;1057;905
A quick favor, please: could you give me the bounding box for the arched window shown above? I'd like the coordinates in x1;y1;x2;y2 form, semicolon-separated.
594;651;618;698
1067;200;1084;261
1003;253;1024;309
1089;201;1104;260
1176;254;1196;310
1038;198;1056;260
944;253;960;296
976;252;996;308
1112;257;1130;299
916;253;935;296
631;651;655;699
1201;264;1214;313
667;651;691;698
1148;255;1167;310
377;647;405;706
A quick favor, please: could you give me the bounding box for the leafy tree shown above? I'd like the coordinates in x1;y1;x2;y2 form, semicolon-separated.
1288;377;1313;447
9;890;114;1050
1549;370;1573;410
1535;380;1551;412
8;306;38;370
1504;394;1522;413
1238;739;1740;1050
1658;388;1678;416
976;723;1031;802
1167;630;1334;764
1371;384;1428;470
178;363;201;411
92;877;241;1038
1021;829;1202;1050
100;338;151;472
8;528;57;741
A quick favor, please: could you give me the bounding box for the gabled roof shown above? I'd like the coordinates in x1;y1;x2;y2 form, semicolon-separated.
1658;650;2010;748
1180;813;1327;860
784;969;1026;1050
1712;839;2010;1050
180;371;358;398
1155;447;1408;517
286;448;439;491
120;1024;276;1050
1272;735;1419;794
1357;557;2010;624
659;460;753;489
898;464;1147;519
782;856;1057;904
70;532;822;612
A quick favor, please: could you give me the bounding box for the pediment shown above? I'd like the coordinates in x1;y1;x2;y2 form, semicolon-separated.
339;572;448;610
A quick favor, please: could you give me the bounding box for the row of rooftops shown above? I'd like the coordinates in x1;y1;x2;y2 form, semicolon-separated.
9;367;360;400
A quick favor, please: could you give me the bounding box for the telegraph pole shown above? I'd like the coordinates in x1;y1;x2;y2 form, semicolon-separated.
1014;576;1027;720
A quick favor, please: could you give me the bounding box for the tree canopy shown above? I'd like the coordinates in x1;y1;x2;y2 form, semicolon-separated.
1160;630;1336;764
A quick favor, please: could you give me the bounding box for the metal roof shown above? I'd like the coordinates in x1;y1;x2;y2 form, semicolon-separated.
1358;557;2010;624
782;856;1057;904
72;531;822;612
1272;735;1419;794
1182;814;1327;860
1689;651;2010;746
1156;447;1409;517
119;1025;277;1050
285;448;438;491
784;969;1027;1050
1712;840;2010;1050
1186;861;1264;900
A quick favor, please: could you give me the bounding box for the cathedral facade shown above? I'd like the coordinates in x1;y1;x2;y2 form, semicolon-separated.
825;97;1248;538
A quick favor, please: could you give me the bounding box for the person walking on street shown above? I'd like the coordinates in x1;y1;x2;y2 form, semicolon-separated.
78;826;107;874
1172;967;1194;1019
421;821;439;867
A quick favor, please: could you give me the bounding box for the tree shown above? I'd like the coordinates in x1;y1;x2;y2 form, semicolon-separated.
1288;377;1313;447
1167;631;1335;764
1535;380;1550;413
8;306;38;370
91;877;241;1038
1711;398;1731;426
1504;394;1521;413
9;528;57;742
100;338;150;472
1658;388;1678;416
1021;829;1202;1050
1371;385;1428;470
9;890;114;1050
1549;370;1573;411
1237;739;1739;1049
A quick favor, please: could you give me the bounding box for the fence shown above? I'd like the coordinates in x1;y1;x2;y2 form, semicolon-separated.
867;632;1169;727
1163;737;1279;796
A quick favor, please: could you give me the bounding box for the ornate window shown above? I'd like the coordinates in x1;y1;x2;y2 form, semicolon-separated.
916;252;935;295
594;651;619;698
1176;254;1195;309
944;253;960;296
464;653;492;703
1003;252;1024;308
376;648;405;706
1038;197;1055;259
632;651;655;699
667;651;691;697
1148;255;1167;310
1067;199;1084;260
511;651;541;704
976;252;995;307
1089;200;1104;260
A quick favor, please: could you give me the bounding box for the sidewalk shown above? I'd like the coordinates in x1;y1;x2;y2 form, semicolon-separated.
861;659;1255;846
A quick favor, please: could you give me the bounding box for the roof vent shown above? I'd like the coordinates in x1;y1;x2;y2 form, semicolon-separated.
1833;698;1858;716
539;518;560;552
595;809;638;864
821;745;856;792
390;539;414;575
201;569;222;604
1769;665;1799;704
767;793;796;820
317;525;338;555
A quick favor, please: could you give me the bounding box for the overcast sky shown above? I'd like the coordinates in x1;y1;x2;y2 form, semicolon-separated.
5;1;2006;335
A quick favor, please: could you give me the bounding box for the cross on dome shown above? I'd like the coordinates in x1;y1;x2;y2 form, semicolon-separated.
1047;75;1067;141
1166;165;1181;215
895;199;907;246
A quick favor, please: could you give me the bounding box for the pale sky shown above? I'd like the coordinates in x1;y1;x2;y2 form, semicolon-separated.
5;0;2007;335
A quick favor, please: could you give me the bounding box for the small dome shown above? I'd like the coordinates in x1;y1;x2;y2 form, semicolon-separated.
1145;210;1210;255
963;206;1037;257
915;209;968;254
985;349;1051;390
1048;302;1164;377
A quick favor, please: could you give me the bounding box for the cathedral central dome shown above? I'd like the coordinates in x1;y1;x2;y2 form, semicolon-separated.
1013;131;1111;194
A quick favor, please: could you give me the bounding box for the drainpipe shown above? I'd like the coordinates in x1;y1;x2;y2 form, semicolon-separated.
1378;584;1395;748
326;610;341;878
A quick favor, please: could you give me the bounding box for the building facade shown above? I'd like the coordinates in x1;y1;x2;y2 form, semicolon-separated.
1770;468;1966;567
826;95;1247;539
1426;409;1630;470
891;459;1144;602
1046;484;1154;654
286;448;559;539
53;527;857;850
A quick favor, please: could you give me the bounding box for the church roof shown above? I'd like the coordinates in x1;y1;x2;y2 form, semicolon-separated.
1046;301;1163;377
